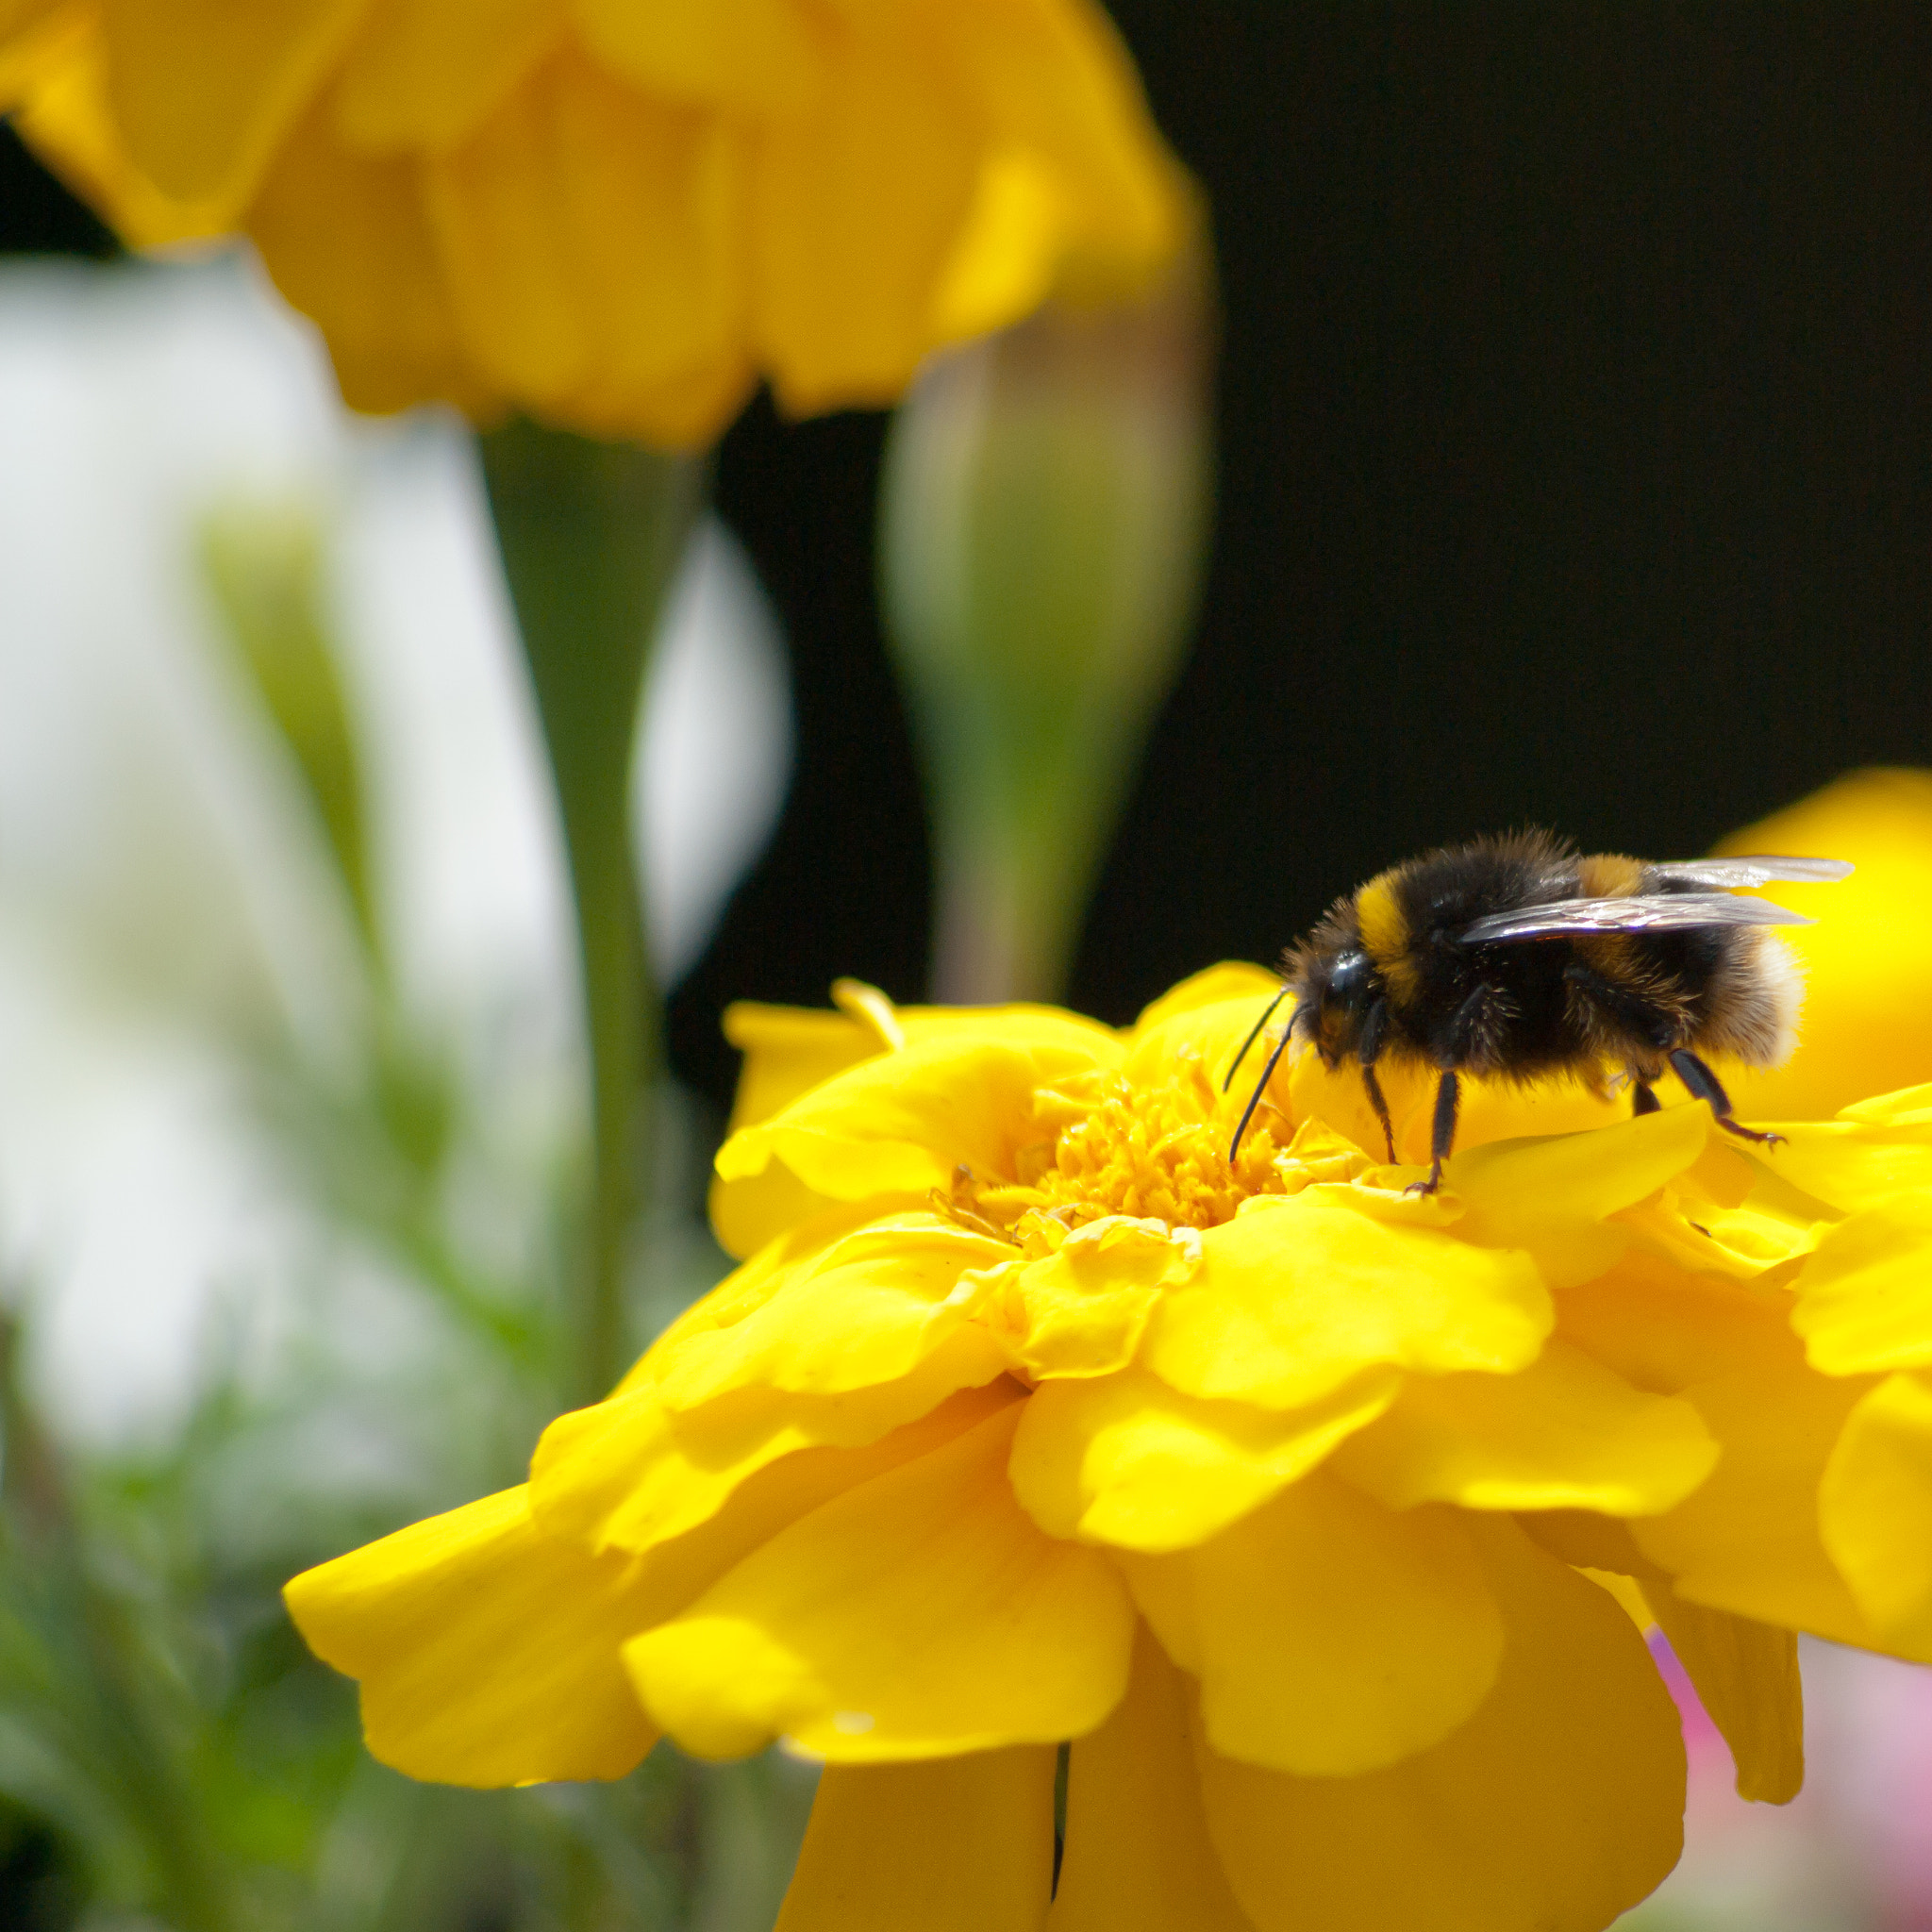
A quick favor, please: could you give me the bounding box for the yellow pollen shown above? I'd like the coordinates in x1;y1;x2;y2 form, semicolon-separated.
934;1058;1296;1257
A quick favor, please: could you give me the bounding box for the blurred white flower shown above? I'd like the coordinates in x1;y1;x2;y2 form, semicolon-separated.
0;253;791;1441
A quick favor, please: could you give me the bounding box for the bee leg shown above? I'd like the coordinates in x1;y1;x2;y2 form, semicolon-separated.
1355;996;1397;1160
1360;1063;1397;1162
1668;1048;1785;1149
1405;1070;1459;1196
1632;1080;1662;1116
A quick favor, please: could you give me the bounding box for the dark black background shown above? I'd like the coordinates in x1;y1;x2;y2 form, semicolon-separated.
8;6;1932;1113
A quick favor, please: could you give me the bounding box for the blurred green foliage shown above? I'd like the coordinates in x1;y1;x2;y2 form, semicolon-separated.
0;498;811;1931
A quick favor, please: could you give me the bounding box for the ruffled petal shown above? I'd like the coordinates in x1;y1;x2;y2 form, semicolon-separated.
649;1214;1013;1409
1196;1518;1685;1932
1638;1584;1803;1804
928;0;1185;294
1009;1366;1397;1553
747;11;979;414
1128;1478;1503;1778
423;44;750;445
100;0;367;204
1818;1370;1932;1658
1126;962;1280;1037
332;0;560;151
1143;1191;1549;1410
1554;1252;1794;1393
715;1019;1118;1207
1631;1353;1883;1647
6;17;240;245
1332;1339;1717;1517
1747;1116;1932;1216
1791;1197;1932;1374
575;0;823;112
1451;1106;1712;1282
283;1487;657;1786
709;990;1073;1255
248;103;493;417
968;1217;1198;1382
624;1400;1134;1760
775;1750;1057;1932
532;1363;1021;1557
721;992;895;1137
1047;1624;1256;1932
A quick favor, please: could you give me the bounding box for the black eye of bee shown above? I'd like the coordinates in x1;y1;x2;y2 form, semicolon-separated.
1325;949;1374;1008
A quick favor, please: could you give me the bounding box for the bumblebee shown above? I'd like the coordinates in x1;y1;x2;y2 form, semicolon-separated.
1227;830;1853;1192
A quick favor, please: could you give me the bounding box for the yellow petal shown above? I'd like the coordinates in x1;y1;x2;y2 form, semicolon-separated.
1332;1339;1717;1517
1141;1478;1503;1778
775;1750;1056;1932
7;17;239;247
283;1487;657;1787
1638;1584;1803;1804
1556;1251;1796;1394
1048;1624;1256;1932
333;0;560;150
1453;1103;1710;1236
1120;983;1289;1097
715;1019;1116;1206
749;13;979;415
1791;1196;1932;1374
1745;1116;1932;1216
973;1217;1197;1382
932;0;1185;295
575;0;823;112
424;45;748;441
1009;1366;1397;1553
533;1359;1022;1558
623;1400;1133;1761
0;0;66;46
1196;1518;1685;1932
101;0;368;205
1631;1353;1883;1647
722;994;892;1137
248;104;494;417
1143;1191;1550;1410
1720;769;1932;1121
1128;962;1280;1036
649;1214;1012;1409
1819;1370;1932;1658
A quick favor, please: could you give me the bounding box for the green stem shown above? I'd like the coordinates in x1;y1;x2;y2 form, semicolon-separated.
478;420;706;1407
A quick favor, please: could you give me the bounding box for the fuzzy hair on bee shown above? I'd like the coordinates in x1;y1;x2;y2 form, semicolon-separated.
1226;830;1853;1193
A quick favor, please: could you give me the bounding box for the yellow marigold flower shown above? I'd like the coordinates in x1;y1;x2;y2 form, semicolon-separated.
285;963;1932;1930
1720;766;1932;1119
0;0;1188;442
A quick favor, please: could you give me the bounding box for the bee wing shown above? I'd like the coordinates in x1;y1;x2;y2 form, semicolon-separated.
1460;892;1814;944
1647;855;1856;889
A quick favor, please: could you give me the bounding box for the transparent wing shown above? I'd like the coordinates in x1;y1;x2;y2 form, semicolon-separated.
1647;854;1855;889
1461;893;1814;944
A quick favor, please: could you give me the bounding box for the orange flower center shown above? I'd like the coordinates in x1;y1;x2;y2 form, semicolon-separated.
936;1056;1343;1256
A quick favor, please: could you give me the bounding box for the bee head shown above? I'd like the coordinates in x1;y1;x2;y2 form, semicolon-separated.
1293;945;1378;1068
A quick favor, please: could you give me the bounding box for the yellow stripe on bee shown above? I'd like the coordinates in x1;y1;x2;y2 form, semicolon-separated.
1576;853;1644;897
1356;874;1423;1002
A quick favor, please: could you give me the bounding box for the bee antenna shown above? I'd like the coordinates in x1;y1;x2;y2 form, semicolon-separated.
1222;987;1290;1091
1229;1020;1298;1163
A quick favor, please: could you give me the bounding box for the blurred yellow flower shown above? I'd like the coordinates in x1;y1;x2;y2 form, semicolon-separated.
1721;767;1932;1120
284;960;1932;1931
0;0;1189;443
